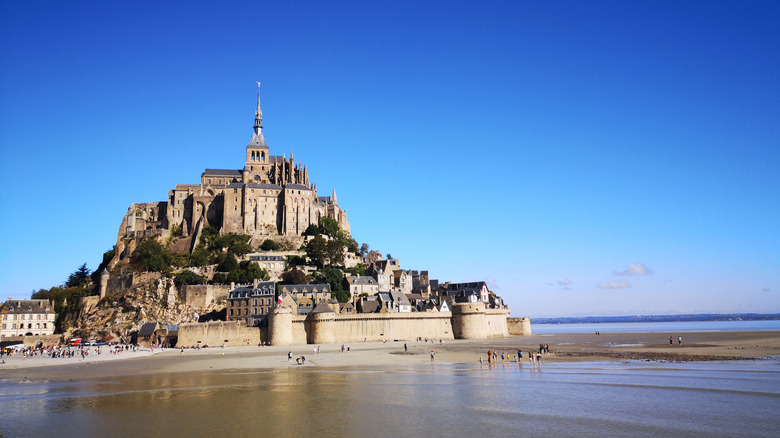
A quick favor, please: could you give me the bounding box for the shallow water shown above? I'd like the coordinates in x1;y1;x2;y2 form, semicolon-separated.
1;360;779;437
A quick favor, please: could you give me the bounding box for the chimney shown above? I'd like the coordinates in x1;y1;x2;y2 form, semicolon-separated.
253;278;259;289
230;282;235;290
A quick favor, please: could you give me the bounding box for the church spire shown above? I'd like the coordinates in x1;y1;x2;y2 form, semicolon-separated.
332;188;338;204
248;82;267;148
254;81;263;134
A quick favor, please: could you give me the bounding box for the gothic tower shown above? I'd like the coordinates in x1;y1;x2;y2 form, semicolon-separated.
245;83;270;183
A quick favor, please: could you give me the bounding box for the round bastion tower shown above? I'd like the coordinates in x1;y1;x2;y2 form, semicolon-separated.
269;306;293;346
308;303;336;344
451;302;487;339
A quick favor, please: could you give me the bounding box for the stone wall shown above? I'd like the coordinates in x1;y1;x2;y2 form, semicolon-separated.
177;321;261;347
180;285;230;307
2;334;63;347
268;303;513;346
179;307;527;347
484;309;511;337
507;317;532;336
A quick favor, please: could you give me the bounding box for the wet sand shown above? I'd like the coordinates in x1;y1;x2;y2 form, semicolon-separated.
2;330;778;381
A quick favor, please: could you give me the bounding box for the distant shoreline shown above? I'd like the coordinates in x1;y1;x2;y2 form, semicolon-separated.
2;330;778;382
531;313;780;324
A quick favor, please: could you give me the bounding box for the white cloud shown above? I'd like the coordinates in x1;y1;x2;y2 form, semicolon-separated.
557;279;573;287
486;276;500;290
597;279;631;289
762;288;771;292
613;263;652;276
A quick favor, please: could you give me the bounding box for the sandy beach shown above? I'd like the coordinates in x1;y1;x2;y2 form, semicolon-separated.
2;330;778;381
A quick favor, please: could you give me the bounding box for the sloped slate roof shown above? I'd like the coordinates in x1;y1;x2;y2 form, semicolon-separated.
311;301;335;314
204;169;242;176
138;323;158;336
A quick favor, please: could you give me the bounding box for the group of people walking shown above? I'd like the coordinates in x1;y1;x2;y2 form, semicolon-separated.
482;346;548;367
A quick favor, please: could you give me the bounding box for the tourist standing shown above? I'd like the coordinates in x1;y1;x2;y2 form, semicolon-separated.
430;350;435;362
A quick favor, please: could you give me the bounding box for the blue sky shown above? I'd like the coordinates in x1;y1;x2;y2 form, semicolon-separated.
1;1;778;317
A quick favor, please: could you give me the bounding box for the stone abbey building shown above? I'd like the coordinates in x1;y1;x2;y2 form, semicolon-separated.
118;88;349;256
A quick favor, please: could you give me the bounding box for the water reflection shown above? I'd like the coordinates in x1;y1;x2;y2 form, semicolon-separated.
1;361;779;437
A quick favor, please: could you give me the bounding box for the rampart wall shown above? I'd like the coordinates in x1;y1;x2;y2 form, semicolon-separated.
178;321;262;347
177;307;530;347
507;317;532;336
3;334;63;348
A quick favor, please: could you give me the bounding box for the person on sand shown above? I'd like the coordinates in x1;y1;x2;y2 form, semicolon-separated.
296;357;301;365
404;343;408;352
288;351;293;361
430;350;435;362
669;336;674;345
479;356;483;365
536;352;542;365
678;336;682;345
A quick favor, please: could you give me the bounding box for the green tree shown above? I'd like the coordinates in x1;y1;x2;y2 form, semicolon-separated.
260;239;280;251
326;239;345;266
306;235;327;268
170;223;183;238
168;252;189;268
313;266;348;302
219;233;252;255
211;272;228;284
132;240;170;271
189;243;211;267
319;217;341;238
240;261;270;281
280;268;309;285
302;224;320;236
174;270;207;287
66;263;91;287
345;263;367;277
216;251;239;272
359;243;369;258
286;255;306;268
347;237;359;254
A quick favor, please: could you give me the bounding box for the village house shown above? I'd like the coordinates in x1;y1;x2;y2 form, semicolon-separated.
0;299;56;338
227;280;276;326
345;275;378;301
278;284;331;303
248;254;287;280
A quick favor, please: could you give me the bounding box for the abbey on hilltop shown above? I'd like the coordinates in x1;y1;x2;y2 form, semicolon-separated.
116;86;349;257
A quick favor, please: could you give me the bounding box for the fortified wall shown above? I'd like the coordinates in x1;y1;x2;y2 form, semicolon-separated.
266;302;513;346
178;320;263;347
507;317;532;336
